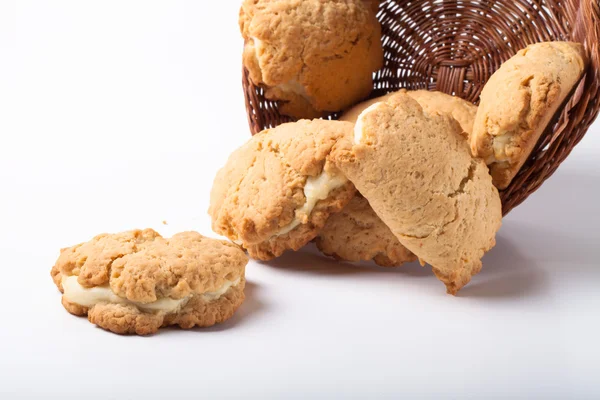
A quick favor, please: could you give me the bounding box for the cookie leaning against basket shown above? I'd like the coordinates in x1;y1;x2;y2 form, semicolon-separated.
332;92;503;294
242;0;600;215
240;0;383;119
315;89;477;268
471;42;588;190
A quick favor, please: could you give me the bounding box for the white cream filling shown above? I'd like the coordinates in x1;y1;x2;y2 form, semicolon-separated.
61;275;241;313
275;170;348;237
492;133;512;161
274;79;311;101
251;36;263;61
354;102;383;143
201;278;240;301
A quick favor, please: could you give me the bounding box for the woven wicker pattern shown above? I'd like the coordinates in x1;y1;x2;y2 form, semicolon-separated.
242;0;600;215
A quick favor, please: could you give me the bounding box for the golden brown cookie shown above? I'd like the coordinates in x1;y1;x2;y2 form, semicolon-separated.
209;119;356;260
332;93;502;294
341;89;478;139
51;229;247;335
471;41;588;189
328;89;476;268
240;0;383;118
315;195;416;267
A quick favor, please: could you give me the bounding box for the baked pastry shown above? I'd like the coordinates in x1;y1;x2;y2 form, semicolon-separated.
51;229;247;335
471;41;588;189
341;89;478;139
320;89;476;267
209;119;356;260
315;194;416;267
332;93;502;294
240;0;383;118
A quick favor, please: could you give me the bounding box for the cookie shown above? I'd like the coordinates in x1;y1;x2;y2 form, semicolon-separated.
326;89;476;267
341;89;478;139
332;93;502;294
315;195;416;267
471;41;588;189
209;119;356;260
240;0;383;118
51;229;247;335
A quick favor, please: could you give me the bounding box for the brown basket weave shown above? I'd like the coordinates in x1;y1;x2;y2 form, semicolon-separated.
242;0;600;216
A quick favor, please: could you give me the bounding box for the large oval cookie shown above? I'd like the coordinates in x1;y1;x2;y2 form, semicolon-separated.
332;93;502;294
322;89;477;268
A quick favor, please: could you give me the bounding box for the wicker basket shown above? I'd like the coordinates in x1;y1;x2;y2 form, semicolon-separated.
242;0;600;215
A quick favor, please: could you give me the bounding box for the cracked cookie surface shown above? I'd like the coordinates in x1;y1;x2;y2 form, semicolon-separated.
240;0;383;118
209;119;356;260
316;195;416;267
341;89;478;140
471;41;588;189
332;93;502;294
51;229;247;335
321;89;476;266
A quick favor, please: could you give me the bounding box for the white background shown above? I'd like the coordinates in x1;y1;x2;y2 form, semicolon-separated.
1;1;599;399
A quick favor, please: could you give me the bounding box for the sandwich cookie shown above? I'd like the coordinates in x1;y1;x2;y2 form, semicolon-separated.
209;119;356;260
240;0;383;118
51;229;247;335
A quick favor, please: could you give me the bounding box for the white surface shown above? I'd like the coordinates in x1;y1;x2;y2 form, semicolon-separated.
1;1;599;399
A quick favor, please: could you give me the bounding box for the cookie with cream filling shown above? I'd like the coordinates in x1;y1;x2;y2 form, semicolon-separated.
240;0;383;118
209;119;356;260
51;229;247;335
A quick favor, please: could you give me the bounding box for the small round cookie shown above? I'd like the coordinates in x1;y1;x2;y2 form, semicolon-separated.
51;229;247;335
209;119;356;260
471;41;588;189
341;89;478;139
240;0;383;119
332;93;502;294
315;195;416;267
